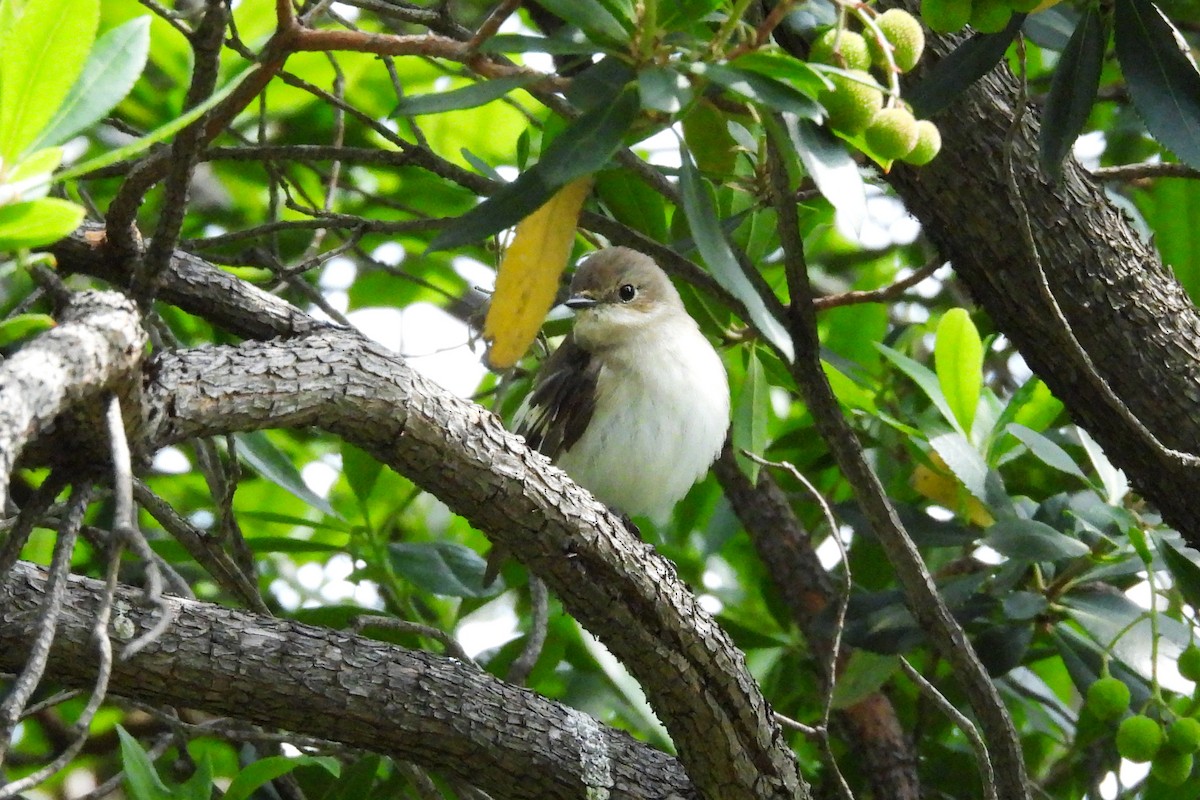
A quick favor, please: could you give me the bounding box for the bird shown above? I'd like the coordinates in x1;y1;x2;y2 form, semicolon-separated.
514;246;731;524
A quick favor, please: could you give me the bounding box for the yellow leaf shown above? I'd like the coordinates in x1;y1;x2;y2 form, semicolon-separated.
482;176;593;369
911;455;994;527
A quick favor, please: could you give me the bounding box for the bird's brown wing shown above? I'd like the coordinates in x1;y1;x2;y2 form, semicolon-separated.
516;335;598;459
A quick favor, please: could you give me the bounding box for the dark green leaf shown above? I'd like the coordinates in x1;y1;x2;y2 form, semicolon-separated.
929;430;989;503
908;15;1025;117
237;431;340;518
479;32;599;55
1039;8;1107;177
638;66;691;113
786;118;866;236
1134;176;1200;304
831;650;899;709
973;623;1032;676
678;145;794;360
595;168;667;241
877;343;958;434
1006;423;1089;482
660;0;725;28
31;16;151;150
179;753;213;800
245;536;344;554
393;75;535;117
697;63;823;120
985;517;1091;561
1114;0;1200;168
117;726;173;800
1064;592;1194;682
1156;532;1200;612
732;346;768;481
534;0;630;46
224;755;340;800
729;52;831;98
237;510;351;533
428;87;638;251
388;541;497;597
324;755;383;800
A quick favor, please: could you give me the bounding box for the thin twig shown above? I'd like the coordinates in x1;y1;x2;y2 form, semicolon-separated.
352;614;474;664
506;575;549;685
814;258;942;311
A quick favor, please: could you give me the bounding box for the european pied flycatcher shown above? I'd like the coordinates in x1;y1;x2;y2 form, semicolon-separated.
516;247;730;522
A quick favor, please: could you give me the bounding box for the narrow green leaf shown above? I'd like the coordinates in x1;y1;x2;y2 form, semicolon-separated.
876;343;959;433
0;0;98;161
117;726;173;800
341;442;382;514
236;510;352;533
55;67;252;182
733;347;768;481
236;431;340;518
638;66;691;113
427;87;638;251
0;313;54;347
0;197;85;250
245;536;344;554
223;755;340;800
534;0;630;45
388;541;497;598
1006;423;1090;482
696;63;823;121
595;168;667;242
660;0;726;28
908;15;1025;117
987;377;1062;462
678;145;794;361
929;430;989;503
1065;592;1194;684
30;16;151;150
986;518;1091;561
324;755;383;800
179;752;213;800
1114;0;1200;168
1076;427;1128;503
934;308;983;436
729;52;832;98
1038;7;1107;177
786;118;866;235
479;32;599;55
394;74;535;117
1155;532;1200;613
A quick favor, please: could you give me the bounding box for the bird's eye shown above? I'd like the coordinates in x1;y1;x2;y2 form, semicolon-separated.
618;284;637;302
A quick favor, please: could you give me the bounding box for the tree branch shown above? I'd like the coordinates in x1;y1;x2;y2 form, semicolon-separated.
0;561;696;800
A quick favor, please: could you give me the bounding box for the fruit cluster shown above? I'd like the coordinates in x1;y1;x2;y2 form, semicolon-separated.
808;10;941;166
1083;647;1200;787
920;0;1041;35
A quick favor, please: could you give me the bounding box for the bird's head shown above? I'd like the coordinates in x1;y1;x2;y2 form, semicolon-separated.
566;247;687;349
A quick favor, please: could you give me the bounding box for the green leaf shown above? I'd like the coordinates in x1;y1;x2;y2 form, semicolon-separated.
323;755;383;800
236;510;351;533
696;63;823;121
0;0;98;161
929;430;989;504
1076;427;1128;503
659;0;725;28
1156;532;1200;613
985;518;1091;562
245;536;344;554
55;67;252;182
117;726;173;800
0;197;85;250
388;541;497;597
786;118;866;235
831;649;899;709
1038;7;1107;177
877;343;959;432
934;308;983;437
729;52;832;98
427;87;638;251
178;752;213;800
30;16;151;150
223;755;340;800
908;15;1025;117
1134;176;1200;303
678;145;794;361
479;32;599;56
393;74;535;117
1114;0;1200;169
732;346;768;481
534;0;630;46
341;442;382;514
0;312;54;347
595;168;667;242
1006;423;1089;482
637;66;691;113
1064;592;1194;684
236;431;340;518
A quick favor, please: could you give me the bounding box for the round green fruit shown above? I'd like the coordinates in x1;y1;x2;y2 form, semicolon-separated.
1179;644;1200;681
874;9;926;73
811;28;872;71
902;120;942;165
865;107;920;160
819;71;884;135
1086;677;1131;722
1168;717;1200;754
921;0;972;34
1151;749;1194;786
970;0;1013;33
1117;715;1165;763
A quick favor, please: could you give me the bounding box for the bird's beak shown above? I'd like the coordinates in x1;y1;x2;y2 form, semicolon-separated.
565;294;599;310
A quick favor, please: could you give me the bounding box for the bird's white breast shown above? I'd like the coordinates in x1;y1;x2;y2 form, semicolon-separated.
556;320;730;523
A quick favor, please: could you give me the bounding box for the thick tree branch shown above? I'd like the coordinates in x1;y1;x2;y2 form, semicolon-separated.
875;6;1200;545
127;329;804;800
0;561;696;800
